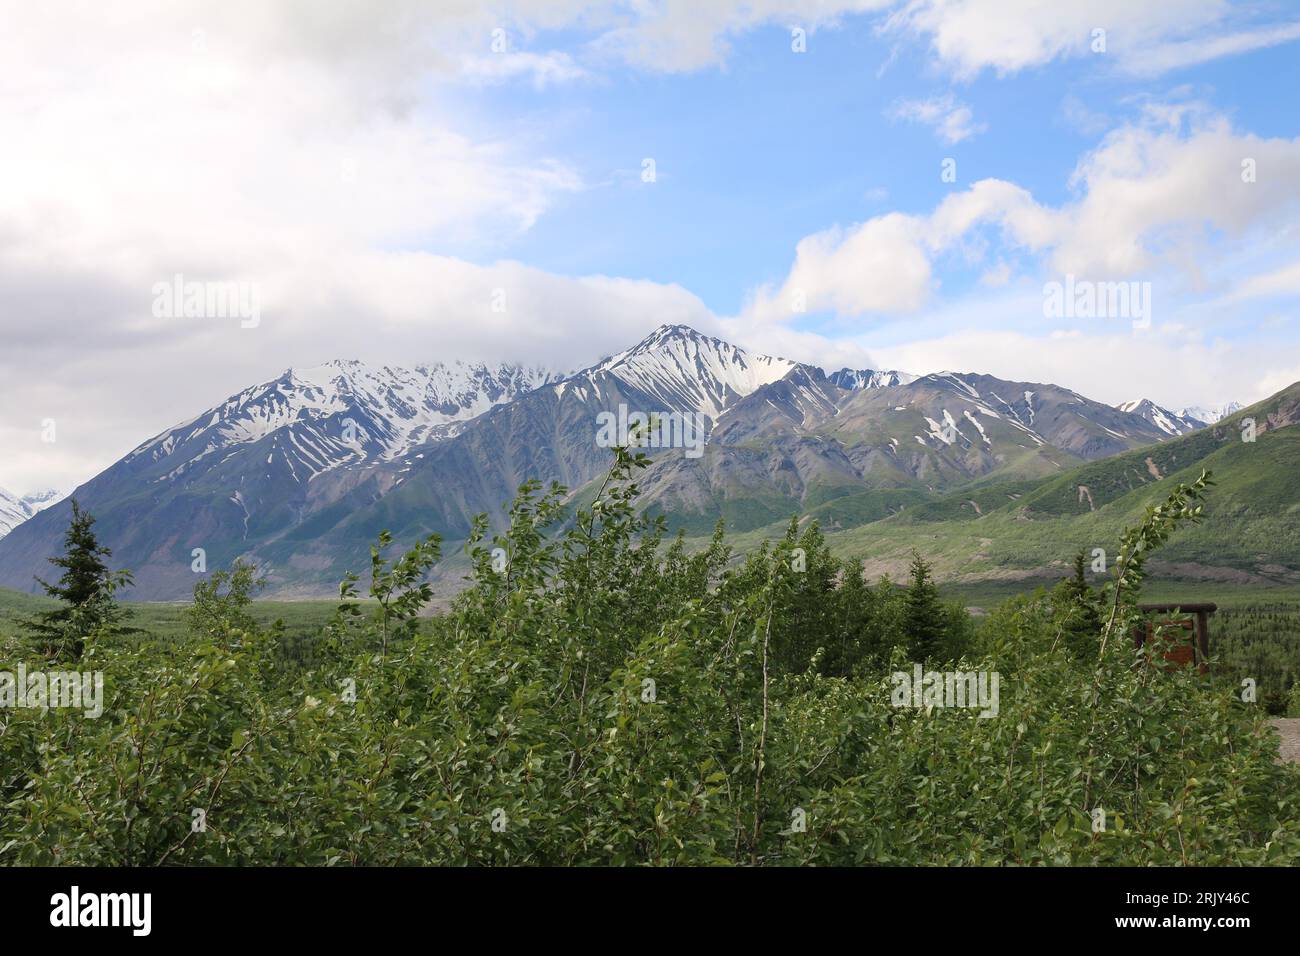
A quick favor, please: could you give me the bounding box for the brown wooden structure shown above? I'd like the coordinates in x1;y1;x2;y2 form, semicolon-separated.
1135;602;1217;671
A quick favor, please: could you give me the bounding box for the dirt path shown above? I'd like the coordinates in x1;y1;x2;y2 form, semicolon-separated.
1268;718;1300;764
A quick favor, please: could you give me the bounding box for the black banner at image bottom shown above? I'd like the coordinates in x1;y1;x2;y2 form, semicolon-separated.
0;866;1284;942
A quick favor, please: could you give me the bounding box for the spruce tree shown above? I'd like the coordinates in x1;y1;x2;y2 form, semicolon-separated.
1055;550;1102;658
903;550;946;662
27;500;133;660
1060;551;1094;605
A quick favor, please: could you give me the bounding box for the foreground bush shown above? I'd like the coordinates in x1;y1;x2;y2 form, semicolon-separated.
2;453;1297;865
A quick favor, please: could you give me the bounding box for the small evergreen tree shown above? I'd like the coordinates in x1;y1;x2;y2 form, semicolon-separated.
1054;550;1102;659
903;550;946;662
27;500;133;660
1059;551;1095;606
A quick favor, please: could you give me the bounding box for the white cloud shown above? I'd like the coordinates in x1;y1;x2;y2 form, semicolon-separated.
0;1;694;492
867;324;1291;412
458;51;589;88
3;2;1299;495
585;0;893;72
743;178;1056;322
745;213;934;322
0;250;720;493
1058;95;1111;137
1119;20;1300;77
879;0;1300;79
889;94;985;143
714;319;881;375
979;261;1012;287
1225;261;1300;301
744;108;1300;324
1049;108;1300;279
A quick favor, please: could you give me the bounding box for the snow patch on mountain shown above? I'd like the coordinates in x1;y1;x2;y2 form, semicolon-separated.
583;324;798;420
828;368;917;390
963;409;990;444
923;410;966;446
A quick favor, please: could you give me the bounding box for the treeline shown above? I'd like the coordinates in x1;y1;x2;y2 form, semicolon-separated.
1;453;1297;865
1212;604;1300;714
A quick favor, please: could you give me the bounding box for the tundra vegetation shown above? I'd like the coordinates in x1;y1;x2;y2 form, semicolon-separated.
1;449;1297;866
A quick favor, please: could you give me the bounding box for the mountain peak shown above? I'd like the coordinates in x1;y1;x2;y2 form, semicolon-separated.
588;325;799;419
647;322;705;339
622;323;722;355
1116;398;1204;436
1117;398;1158;413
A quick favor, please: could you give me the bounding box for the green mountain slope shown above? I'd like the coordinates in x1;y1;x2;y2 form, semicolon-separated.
815;381;1300;583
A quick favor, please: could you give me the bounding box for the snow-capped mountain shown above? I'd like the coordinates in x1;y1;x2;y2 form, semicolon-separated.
21;489;66;514
0;324;1233;599
0;488;29;539
574;325;797;420
885;374;1171;458
0;488;68;540
1179;402;1243;425
1116;399;1206;437
0;357;561;597
0;326;801;599
828;368;918;390
603;366;1180;537
126;358;559;485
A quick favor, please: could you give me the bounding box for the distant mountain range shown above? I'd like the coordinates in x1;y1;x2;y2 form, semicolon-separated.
0;325;1269;598
1179;401;1245;424
1114;398;1246;437
0;488;65;540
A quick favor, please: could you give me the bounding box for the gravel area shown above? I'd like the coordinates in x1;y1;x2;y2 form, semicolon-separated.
1268;718;1300;764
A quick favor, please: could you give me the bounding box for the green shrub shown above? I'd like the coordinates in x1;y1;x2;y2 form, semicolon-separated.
3;458;1296;865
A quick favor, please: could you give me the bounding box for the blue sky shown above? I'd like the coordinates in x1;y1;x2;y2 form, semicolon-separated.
462;17;1300;320
3;1;1300;492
